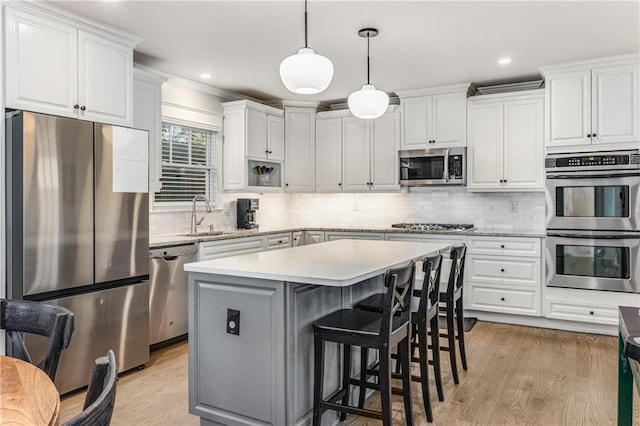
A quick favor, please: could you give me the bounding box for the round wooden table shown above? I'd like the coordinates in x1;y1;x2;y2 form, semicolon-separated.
0;355;60;425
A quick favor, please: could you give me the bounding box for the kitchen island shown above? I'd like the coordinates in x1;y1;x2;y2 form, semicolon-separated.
185;239;451;426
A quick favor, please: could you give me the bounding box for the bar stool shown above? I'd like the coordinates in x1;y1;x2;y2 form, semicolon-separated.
312;262;416;426
355;254;444;422
439;245;468;384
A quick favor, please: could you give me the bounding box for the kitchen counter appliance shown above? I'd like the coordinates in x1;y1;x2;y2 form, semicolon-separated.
545;150;640;293
237;198;259;229
391;223;475;231
399;147;466;186
5;111;150;393
149;244;197;346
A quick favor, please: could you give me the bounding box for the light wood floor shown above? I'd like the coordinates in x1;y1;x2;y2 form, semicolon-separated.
59;321;640;425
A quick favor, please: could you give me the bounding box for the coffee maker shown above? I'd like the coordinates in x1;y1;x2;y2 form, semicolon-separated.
236;198;259;229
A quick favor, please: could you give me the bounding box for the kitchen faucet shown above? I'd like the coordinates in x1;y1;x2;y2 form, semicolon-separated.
191;194;212;234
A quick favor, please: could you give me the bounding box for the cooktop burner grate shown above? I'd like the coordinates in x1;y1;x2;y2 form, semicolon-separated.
391;223;475;231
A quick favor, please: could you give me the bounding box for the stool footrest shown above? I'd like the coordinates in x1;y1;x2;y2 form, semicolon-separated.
320;401;383;420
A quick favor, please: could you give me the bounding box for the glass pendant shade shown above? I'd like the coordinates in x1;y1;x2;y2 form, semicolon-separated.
279;47;334;95
348;84;389;119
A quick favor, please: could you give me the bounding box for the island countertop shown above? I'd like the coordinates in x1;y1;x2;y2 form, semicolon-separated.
184;239;451;287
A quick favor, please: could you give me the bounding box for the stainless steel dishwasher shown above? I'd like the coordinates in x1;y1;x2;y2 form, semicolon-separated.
149;244;198;346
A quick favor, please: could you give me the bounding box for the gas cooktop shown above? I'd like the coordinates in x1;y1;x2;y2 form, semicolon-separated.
391;223;475;231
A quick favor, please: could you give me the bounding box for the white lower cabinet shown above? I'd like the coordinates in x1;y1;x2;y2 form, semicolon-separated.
466;236;542;317
292;231;305;247
198;236;264;260
544;287;638;326
304;231;325;245
325;231;385;241
198;233;293;260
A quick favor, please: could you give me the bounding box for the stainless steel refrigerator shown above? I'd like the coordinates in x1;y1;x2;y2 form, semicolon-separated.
5;110;150;394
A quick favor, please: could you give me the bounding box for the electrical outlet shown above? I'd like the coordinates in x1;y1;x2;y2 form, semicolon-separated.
226;309;240;336
510;200;518;213
352;197;358;211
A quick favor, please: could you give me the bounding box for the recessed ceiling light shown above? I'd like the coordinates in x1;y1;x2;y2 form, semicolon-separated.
498;57;512;66
200;73;212;79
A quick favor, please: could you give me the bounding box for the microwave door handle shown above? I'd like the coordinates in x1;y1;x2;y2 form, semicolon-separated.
443;149;449;183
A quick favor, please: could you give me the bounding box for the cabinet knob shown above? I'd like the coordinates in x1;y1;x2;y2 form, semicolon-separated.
587;134;592;138
285;183;289;187
500;244;505;248
592;133;597;138
500;297;505;301
500;268;505;272
589;311;594;315
338;182;342;186
73;104;79;109
504;179;507;183
278;240;283;244
80;106;86;111
269;151;272;154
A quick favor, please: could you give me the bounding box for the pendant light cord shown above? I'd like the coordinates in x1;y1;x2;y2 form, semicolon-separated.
304;0;308;48
366;33;370;85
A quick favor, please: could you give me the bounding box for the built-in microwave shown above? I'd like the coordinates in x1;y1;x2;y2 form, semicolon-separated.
399;147;466;186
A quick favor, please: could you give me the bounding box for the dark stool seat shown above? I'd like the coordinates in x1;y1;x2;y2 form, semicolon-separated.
438;245;468;385
0;299;75;381
312;262;416;426
355;254;444;422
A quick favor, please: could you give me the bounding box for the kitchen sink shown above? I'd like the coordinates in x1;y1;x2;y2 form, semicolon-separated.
178;231;226;237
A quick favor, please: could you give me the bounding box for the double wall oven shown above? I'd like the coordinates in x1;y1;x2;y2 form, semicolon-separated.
545;150;640;293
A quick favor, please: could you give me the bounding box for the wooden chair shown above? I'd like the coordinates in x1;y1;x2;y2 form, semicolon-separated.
0;298;75;381
312;262;416;426
439;245;468;384
355;253;444;422
63;350;117;426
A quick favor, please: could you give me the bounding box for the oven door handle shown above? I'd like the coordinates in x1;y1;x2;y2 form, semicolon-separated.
546;172;640;179
547;232;640;239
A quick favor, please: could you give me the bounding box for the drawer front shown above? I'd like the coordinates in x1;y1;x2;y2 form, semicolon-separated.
385;233;467;245
545;300;619;325
292;231;304;247
198;238;264;260
325;232;385;241
265;233;292;250
469;285;539;316
467;256;540;287
468;236;541;257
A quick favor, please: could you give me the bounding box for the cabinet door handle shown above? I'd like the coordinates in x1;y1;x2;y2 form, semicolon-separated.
73;104;80;109
80;106;86;111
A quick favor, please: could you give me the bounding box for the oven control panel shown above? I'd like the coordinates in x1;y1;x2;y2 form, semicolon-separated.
546;151;640;169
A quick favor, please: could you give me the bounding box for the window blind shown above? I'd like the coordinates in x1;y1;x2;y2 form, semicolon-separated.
155;123;216;204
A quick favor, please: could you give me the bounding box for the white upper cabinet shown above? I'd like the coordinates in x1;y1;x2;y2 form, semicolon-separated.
133;68;166;193
245;109;284;161
222;100;285;191
541;54;639;152
467;90;544;192
284;105;317;192
315;117;343;192
4;4;139;126
321;108;400;193
397;84;470;149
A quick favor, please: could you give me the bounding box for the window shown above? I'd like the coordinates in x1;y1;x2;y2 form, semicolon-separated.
155;122;216;206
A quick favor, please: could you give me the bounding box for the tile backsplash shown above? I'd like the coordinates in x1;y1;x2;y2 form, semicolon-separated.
149;188;545;236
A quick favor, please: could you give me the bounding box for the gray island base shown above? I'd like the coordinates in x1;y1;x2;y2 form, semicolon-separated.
186;239;451;426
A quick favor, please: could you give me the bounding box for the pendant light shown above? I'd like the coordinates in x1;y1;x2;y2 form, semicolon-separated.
348;28;389;119
279;0;334;94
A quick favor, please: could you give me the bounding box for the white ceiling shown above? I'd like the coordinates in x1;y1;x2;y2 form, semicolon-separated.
49;0;640;103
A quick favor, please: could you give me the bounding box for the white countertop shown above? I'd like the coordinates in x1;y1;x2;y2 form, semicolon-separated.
184;239;451;287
